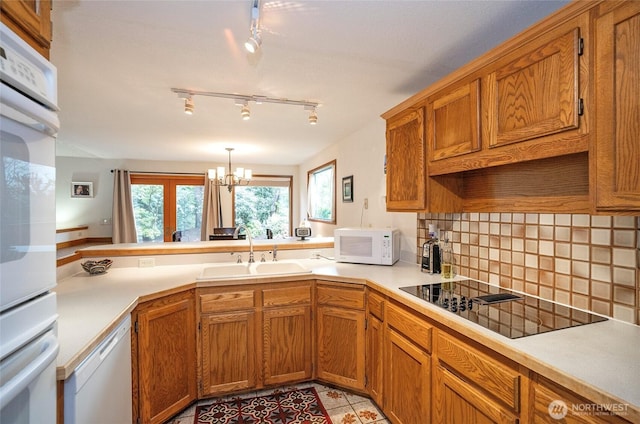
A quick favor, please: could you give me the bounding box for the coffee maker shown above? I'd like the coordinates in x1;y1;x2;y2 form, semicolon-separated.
421;239;441;274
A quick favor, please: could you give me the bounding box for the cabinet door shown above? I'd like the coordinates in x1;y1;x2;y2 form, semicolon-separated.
593;1;640;211
427;79;481;161
136;293;196;424
316;305;366;391
263;305;312;386
531;378;630;424
433;365;518;424
0;0;51;57
486;23;582;148
201;310;257;396
384;329;430;424
366;313;384;407
386;106;426;211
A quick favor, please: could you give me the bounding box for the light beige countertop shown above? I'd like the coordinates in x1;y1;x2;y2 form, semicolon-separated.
55;258;640;421
76;237;334;257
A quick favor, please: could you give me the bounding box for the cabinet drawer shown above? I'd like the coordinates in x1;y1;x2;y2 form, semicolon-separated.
386;303;432;353
263;285;311;307
200;290;255;313
436;332;520;411
317;284;365;310
367;291;385;320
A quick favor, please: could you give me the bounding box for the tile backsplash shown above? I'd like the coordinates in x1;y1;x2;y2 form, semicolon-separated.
417;213;640;325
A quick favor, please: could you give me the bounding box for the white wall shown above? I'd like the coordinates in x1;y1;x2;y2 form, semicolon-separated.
298;119;417;260
56;157;299;238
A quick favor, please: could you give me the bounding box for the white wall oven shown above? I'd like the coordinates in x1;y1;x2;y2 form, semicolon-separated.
0;22;59;423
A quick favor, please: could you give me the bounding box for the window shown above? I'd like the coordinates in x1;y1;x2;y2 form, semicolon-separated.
130;174;204;242
307;160;336;224
233;175;292;239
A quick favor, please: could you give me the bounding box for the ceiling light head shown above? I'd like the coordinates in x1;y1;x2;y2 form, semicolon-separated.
184;97;194;115
244;31;262;54
240;104;251;120
308;108;318;125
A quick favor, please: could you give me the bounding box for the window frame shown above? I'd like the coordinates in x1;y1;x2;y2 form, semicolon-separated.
306;159;336;224
232;174;293;237
130;173;204;242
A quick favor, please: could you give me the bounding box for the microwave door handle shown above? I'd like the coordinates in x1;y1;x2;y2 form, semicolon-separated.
0;333;59;410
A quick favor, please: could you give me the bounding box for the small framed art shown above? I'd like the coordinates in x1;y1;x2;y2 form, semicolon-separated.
342;175;353;203
71;182;93;198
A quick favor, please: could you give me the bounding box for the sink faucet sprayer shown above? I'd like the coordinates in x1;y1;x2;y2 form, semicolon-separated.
233;225;254;263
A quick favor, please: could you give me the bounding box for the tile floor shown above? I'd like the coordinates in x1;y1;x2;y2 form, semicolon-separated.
165;381;389;424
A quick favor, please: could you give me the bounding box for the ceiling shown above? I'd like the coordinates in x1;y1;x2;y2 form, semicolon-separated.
51;0;569;166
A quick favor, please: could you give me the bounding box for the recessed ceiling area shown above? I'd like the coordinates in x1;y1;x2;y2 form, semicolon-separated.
51;0;569;166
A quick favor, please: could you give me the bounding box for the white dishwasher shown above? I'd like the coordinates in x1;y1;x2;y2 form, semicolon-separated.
64;315;132;424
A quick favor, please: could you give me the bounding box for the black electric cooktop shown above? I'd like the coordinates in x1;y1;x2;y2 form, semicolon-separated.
400;280;607;339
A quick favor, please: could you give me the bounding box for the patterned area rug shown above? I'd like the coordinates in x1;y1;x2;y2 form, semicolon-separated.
194;387;333;424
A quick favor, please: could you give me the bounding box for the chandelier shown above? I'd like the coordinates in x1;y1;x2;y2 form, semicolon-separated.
208;148;252;192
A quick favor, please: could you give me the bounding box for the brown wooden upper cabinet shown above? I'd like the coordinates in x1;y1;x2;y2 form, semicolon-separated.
385;106;426;211
485;26;582;149
0;0;52;58
427;78;481;162
592;1;640;212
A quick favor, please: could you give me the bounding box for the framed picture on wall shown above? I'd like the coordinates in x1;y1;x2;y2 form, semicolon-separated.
71;182;93;198
342;175;353;203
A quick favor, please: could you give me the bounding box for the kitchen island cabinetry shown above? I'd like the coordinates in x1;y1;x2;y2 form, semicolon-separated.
132;290;197;424
432;331;523;424
316;281;366;391
592;1;640;212
0;0;51;58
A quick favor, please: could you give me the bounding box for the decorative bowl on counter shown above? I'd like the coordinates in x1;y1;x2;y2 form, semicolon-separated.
81;259;113;275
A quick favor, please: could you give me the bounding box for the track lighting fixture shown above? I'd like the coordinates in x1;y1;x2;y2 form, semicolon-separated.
171;88;319;124
245;31;262;54
184;97;194;115
240;103;251;120
307;106;318;125
245;0;262;54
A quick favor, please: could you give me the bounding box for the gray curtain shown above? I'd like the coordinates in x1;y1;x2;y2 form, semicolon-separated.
201;174;222;241
112;169;138;243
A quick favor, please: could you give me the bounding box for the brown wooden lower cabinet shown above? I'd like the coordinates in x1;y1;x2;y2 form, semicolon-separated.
433;365;518;424
385;328;431;424
263;304;312;385
531;377;630;424
129;283;634;424
200;310;257;395
365;310;384;406
316;281;366;391
132;290;197;424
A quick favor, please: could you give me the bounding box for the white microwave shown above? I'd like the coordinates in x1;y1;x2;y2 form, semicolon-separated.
334;228;400;265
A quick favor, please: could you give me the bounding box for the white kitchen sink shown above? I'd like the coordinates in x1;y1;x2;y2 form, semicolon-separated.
198;263;252;279
197;260;311;281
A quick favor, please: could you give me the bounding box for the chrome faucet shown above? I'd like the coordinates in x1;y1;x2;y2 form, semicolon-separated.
272;244;278;262
233;225;255;263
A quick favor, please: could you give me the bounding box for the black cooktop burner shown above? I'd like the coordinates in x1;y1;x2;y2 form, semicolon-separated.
399;280;607;339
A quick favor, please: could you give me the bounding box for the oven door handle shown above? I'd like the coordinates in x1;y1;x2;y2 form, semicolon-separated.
0;84;59;135
0;332;59;410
